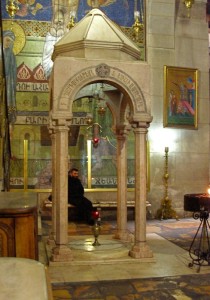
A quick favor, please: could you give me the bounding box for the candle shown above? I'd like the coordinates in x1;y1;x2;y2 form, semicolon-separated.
165;147;169;152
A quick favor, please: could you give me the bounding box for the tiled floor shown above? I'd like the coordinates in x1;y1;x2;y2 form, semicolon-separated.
39;218;210;299
52;274;210;299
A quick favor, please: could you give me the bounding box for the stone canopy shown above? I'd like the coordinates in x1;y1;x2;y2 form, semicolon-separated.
52;8;140;61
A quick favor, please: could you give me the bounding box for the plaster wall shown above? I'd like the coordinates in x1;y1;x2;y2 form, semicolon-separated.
147;0;210;217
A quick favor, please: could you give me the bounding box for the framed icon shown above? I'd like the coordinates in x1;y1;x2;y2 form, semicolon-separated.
163;66;198;129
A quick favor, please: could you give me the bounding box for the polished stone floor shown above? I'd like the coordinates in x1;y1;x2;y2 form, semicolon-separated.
39;218;210;299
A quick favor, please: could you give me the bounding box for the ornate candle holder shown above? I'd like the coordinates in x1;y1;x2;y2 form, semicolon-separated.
156;147;177;220
91;210;101;246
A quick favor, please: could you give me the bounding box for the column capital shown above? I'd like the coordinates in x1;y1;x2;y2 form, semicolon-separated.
49;112;73;131
132;121;150;129
132;125;148;135
49;122;70;134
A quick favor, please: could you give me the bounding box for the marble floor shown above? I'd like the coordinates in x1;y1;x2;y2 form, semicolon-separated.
39;218;210;281
39;218;210;299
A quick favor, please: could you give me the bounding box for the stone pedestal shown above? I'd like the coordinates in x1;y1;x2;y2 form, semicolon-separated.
129;242;153;259
51;245;73;262
114;231;134;242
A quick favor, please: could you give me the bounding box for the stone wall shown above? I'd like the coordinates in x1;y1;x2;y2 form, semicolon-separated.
147;0;209;217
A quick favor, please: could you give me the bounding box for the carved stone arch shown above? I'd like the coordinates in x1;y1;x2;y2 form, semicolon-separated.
52;64;147;120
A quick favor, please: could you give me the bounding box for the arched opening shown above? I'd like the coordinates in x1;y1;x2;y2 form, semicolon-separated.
49;66;153;262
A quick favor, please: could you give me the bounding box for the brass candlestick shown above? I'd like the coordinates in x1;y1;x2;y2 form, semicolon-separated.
156;147;177;220
92;221;101;246
91;210;101;246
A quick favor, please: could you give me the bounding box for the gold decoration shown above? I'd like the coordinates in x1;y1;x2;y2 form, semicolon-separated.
2;21;26;55
132;16;143;43
31;3;43;16
183;0;194;18
98;106;106;116
183;0;194;9
67;16;76;30
6;0;19;18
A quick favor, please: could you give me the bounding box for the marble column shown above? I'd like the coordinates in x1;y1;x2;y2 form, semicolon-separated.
114;131;129;240
51;124;73;261
47;130;56;246
129;125;153;259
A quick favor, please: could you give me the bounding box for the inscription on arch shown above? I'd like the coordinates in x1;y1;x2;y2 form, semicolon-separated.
59;64;146;113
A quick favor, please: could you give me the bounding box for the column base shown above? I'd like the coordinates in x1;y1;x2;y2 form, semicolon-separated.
51;245;73;262
129;242;153;259
47;232;56;246
114;231;134;242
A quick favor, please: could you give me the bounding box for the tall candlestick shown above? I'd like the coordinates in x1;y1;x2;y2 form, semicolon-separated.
156;148;177;220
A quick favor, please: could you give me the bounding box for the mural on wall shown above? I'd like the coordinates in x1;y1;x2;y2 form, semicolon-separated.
1;0;139;24
0;0;141;189
77;0;133;26
1;0;52;20
0;12;12;191
2;21;25;124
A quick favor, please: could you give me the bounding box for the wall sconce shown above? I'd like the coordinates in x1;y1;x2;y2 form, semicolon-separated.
6;0;19;18
183;0;194;18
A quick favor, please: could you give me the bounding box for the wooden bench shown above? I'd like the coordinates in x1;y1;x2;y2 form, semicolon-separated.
43;200;152;221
